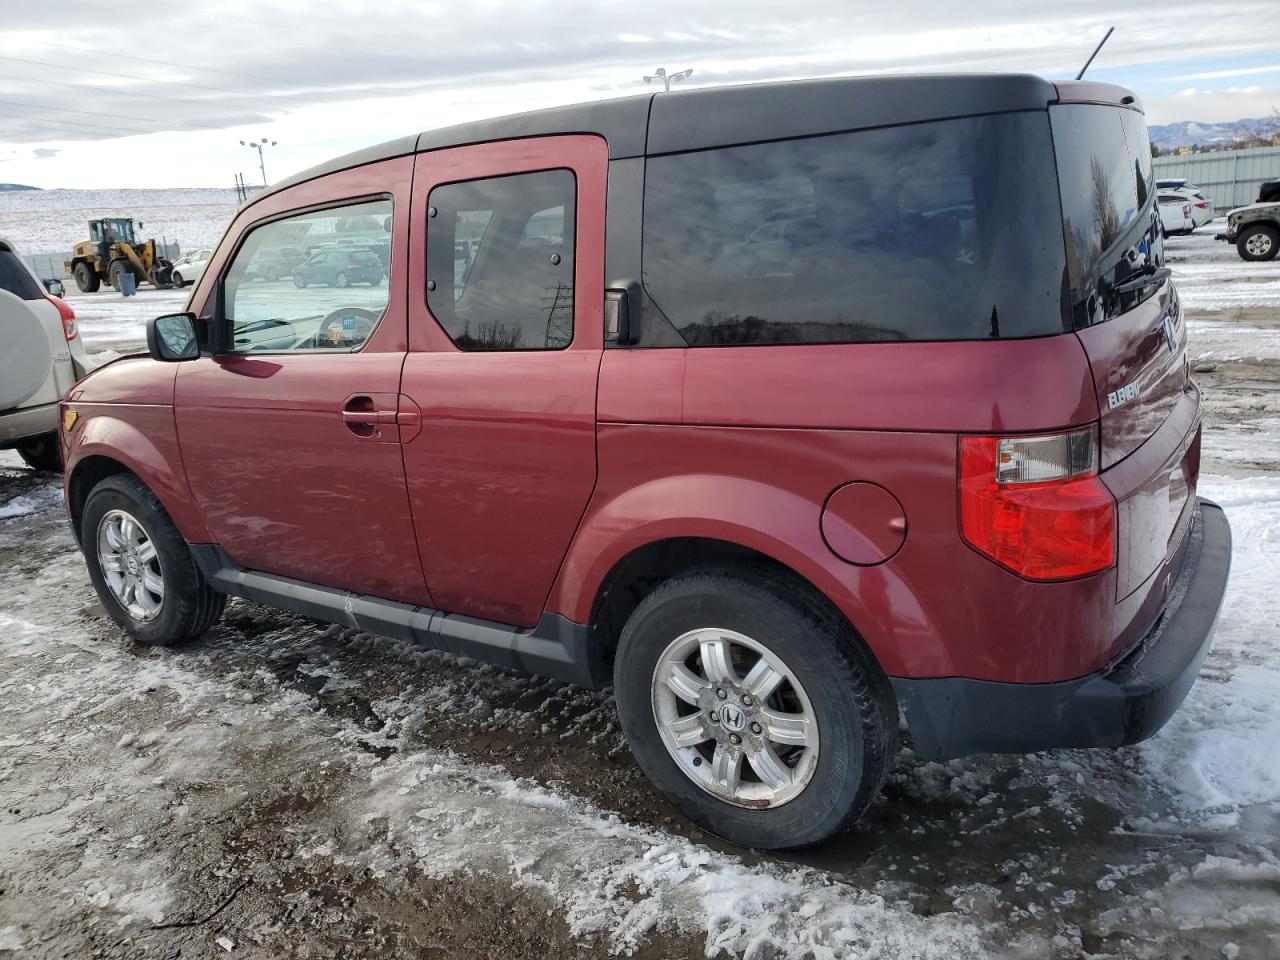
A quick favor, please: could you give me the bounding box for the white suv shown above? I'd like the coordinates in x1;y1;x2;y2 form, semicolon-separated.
1155;178;1215;229
0;238;94;471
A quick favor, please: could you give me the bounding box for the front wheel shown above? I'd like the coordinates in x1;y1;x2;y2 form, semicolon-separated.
613;567;897;850
82;474;225;646
1239;224;1279;262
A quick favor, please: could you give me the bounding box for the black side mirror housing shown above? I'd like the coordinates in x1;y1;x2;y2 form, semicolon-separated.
146;313;201;362
605;278;641;345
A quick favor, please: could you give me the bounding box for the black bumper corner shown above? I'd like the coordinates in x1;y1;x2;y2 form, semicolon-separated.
891;498;1231;761
1215;232;1235;242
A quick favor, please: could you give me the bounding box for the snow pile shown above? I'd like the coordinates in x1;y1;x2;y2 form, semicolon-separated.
0;483;62;520
352;752;992;960
1139;477;1280;820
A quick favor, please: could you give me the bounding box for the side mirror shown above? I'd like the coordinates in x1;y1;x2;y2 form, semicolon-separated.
604;279;641;345
147;313;200;362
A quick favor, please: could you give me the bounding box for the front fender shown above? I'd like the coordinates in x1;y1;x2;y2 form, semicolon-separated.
65;406;211;544
545;473;930;677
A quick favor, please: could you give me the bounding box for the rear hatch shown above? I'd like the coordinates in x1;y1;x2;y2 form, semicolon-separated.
1050;94;1199;604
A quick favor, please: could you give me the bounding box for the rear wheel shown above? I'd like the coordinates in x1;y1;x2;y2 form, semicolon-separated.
16;434;61;472
172;271;185;287
335;272;349;288
82;474;225;646
1239;224;1279;262
613;567;897;850
73;261;100;294
293;276;306;288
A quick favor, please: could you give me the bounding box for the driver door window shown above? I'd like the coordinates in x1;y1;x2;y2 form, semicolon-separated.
222;199;392;353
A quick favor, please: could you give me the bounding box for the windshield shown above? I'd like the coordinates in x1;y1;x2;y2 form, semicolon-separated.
1051;104;1161;328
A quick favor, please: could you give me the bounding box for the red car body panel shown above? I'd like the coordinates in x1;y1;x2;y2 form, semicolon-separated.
62;383;213;546
597;336;1099;433
166;156;431;606
548;423;1125;683
398;136;608;626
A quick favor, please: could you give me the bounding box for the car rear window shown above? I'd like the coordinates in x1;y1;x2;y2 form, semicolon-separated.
0;249;45;301
640;111;1068;346
1051;104;1161;328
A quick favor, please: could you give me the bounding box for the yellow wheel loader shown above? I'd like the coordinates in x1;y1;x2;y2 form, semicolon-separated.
65;217;175;293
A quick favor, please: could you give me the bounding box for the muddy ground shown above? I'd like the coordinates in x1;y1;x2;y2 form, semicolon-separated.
3;225;1280;959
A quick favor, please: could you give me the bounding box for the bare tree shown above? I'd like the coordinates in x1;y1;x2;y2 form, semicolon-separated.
1090;157;1120;253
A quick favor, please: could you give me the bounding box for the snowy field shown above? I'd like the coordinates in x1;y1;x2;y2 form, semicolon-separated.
2;218;1279;958
0;188;239;255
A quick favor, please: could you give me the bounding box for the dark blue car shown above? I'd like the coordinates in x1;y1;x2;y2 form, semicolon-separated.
292;248;384;288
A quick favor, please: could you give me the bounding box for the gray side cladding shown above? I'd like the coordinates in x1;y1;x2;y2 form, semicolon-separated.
247;73;1071;209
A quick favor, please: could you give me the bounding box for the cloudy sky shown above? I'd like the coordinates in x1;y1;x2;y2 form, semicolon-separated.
2;0;1279;189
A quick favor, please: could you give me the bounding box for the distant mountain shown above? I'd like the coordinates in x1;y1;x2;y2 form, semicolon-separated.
1148;117;1277;151
0;183;40;191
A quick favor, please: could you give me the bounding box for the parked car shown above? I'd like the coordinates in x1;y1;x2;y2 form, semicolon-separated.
60;75;1230;850
171;249;213;287
1155;178;1214;228
1158;194;1194;236
0;237;92;471
1216;182;1280;261
292;247;384;287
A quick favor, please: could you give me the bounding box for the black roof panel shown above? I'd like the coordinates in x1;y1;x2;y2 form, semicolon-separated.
249;74;1090;211
646;74;1060;155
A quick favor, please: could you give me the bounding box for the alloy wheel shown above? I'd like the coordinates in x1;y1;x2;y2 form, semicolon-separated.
651;627;819;809
96;509;165;622
1245;232;1273;257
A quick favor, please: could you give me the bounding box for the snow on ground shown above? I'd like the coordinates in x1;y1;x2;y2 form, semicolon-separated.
0;188;239;255
2;212;1280;958
1166;220;1280;315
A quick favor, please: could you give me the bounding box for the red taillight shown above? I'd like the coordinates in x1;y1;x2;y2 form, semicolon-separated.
959;429;1115;580
1194;201;1208;208
48;295;77;340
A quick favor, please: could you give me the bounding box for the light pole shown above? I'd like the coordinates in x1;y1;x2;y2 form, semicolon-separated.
239;137;277;186
643;67;692;92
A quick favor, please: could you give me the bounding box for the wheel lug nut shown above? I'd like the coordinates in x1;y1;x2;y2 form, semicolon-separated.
729;734;741;746
709;711;719;723
750;722;762;734
715;688;728;700
741;694;754;707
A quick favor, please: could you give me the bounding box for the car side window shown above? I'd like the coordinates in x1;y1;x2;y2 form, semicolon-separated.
0;249;45;301
426;169;575;351
222;198;392;353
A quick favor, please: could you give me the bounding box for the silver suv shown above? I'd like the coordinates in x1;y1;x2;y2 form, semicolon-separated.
0;238;94;470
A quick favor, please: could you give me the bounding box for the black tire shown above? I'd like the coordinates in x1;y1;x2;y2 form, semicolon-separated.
613;566;897;850
172;271;185;287
1238;223;1279;262
16;433;61;472
73;261;100;294
81;473;225;646
335;272;349;288
108;260;130;292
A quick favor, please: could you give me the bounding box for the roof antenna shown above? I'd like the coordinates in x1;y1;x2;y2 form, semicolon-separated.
1075;26;1115;80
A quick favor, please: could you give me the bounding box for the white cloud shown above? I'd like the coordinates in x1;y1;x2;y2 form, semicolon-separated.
0;0;1277;187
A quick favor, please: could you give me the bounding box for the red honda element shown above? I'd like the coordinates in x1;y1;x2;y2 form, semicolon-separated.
61;75;1231;850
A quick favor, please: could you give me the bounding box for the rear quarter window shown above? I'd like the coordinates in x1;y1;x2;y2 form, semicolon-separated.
641;112;1068;346
0;249;45;301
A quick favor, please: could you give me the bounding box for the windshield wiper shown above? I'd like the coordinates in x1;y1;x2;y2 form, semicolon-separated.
1112;266;1170;297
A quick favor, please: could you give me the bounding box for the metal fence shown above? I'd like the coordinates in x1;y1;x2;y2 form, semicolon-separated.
1153;145;1280;212
20;242;183;281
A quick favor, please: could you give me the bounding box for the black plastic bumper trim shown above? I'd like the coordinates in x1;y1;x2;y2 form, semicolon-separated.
891;498;1231;760
188;545;606;689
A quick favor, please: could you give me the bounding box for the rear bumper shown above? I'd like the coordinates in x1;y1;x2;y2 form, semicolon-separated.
0;402;58;446
892;498;1231;760
1215;231;1235;242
